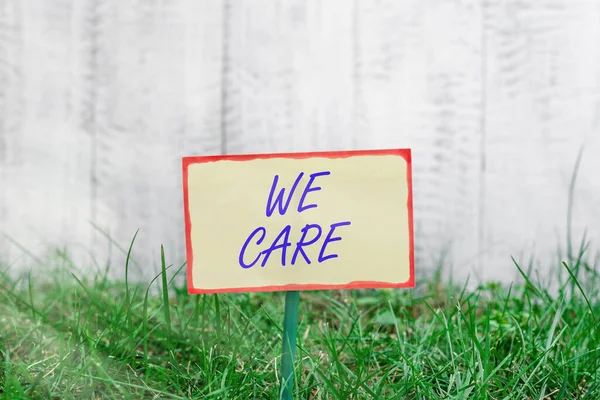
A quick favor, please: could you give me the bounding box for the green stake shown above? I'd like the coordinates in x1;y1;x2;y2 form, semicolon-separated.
280;290;300;400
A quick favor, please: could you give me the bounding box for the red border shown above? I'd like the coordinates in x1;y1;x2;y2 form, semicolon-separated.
182;148;415;294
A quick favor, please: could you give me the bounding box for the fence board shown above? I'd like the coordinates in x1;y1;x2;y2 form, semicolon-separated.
0;0;23;265
483;0;600;283
1;0;96;271
0;0;599;284
222;0;357;155
354;0;485;279
88;0;224;276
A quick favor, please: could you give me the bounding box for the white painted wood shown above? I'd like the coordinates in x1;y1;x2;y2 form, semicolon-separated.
0;0;598;284
85;0;224;278
225;0;485;281
222;0;357;155
0;0;224;278
483;0;600;284
1;0;96;272
0;0;22;266
354;0;486;282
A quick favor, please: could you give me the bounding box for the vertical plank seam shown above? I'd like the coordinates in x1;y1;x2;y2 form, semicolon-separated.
0;3;7;250
220;0;231;155
478;0;488;279
87;0;99;248
352;0;360;149
0;1;24;260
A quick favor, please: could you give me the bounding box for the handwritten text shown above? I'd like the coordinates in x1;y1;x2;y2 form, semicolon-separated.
238;171;351;269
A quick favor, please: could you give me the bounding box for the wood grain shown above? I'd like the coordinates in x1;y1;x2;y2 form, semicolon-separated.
88;0;224;277
483;0;600;284
0;0;599;285
354;0;485;281
0;0;22;265
1;0;96;271
222;0;356;155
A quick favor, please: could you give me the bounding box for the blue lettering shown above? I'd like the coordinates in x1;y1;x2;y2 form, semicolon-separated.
318;221;352;263
265;173;304;217
239;227;267;269
297;171;331;213
261;225;292;266
291;223;322;265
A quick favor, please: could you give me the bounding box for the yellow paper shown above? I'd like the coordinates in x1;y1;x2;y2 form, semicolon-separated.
183;150;414;293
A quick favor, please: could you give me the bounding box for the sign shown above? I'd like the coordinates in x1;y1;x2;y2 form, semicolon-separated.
182;149;414;294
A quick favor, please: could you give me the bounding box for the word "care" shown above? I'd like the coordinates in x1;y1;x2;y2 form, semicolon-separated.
238;171;351;269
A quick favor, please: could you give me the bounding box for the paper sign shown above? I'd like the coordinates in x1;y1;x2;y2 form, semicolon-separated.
182;149;414;294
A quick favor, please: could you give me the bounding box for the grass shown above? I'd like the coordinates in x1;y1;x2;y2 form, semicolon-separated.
0;244;598;400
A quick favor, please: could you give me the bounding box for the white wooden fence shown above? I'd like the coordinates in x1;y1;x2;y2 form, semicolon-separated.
1;0;599;283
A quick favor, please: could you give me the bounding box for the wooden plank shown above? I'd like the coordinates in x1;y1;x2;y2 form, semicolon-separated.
222;0;356;154
87;0;223;278
483;0;600;283
0;0;96;271
0;0;23;265
354;0;485;281
3;0;598;287
223;0;484;280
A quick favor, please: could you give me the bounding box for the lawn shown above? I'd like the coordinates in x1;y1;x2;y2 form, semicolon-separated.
0;246;598;399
